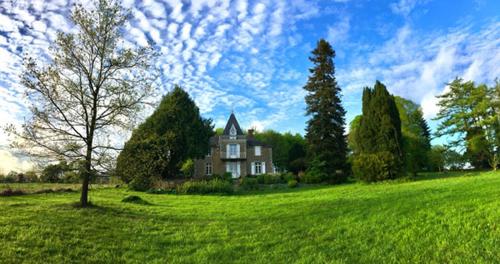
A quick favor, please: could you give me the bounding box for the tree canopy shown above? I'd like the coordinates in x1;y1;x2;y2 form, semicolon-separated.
115;86;213;190
9;0;158;206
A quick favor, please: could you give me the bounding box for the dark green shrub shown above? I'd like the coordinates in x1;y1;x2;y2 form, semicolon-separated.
177;179;233;195
122;195;151;205
62;171;80;183
213;172;232;182
303;172;322;184
2;172;16;183
256;174;265;184
352;151;398;182
282;172;296;182
129;176;156;191
288;179;298;188
240;177;259;190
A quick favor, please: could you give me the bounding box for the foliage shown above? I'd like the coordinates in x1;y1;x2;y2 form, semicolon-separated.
239;177;259;190
8;0;158;207
0;188;26;196
354;81;405;180
393;97;432;175
121;195;151;205
352;152;398;182
129;175;157;192
256;174;283;184
213;172;233;182
176;179;233;195
180;159;194;178
303;39;347;183
303;157;328;183
116;86;214;188
281;172;296;182
254;130;306;172
62;171;80;183
41;162;69;183
434;78;500;170
287;179;298;188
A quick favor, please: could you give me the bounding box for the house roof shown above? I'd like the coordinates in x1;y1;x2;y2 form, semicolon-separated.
223;113;244;135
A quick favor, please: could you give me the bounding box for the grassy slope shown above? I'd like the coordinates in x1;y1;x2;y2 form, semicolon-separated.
0;171;499;263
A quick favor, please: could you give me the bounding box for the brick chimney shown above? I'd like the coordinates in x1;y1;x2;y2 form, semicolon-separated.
247;129;255;138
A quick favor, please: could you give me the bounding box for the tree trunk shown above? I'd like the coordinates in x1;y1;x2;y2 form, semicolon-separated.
80;151;92;207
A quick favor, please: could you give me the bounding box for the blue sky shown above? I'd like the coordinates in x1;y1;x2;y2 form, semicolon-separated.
0;0;499;171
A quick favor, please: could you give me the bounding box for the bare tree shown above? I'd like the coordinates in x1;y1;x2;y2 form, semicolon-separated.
8;0;158;207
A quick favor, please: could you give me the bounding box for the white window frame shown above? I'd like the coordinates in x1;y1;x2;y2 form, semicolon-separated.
255;161;262;175
205;162;212;175
229;144;238;157
255;146;261;156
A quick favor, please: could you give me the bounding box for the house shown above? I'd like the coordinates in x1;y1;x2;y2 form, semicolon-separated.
194;113;273;178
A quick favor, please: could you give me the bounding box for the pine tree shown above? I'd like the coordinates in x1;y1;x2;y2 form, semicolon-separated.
304;39;347;183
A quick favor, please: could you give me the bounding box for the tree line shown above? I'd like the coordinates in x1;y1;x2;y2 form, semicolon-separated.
8;0;498;206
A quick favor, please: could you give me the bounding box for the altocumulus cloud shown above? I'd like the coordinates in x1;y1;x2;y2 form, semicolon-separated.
0;0;499;171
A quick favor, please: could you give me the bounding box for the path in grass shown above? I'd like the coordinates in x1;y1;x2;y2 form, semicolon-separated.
0;171;499;263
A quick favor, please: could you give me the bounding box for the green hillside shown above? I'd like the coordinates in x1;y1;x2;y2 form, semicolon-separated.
1;171;499;263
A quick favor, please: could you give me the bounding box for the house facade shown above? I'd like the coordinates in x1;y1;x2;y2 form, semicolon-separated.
194;113;273;178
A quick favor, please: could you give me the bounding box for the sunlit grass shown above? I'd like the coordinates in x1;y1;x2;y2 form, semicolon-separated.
0;171;499;263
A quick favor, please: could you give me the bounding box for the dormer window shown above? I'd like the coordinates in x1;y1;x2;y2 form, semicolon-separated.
229;124;237;139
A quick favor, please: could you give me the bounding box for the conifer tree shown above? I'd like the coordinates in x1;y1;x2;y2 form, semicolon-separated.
354;81;404;181
304;39;347;183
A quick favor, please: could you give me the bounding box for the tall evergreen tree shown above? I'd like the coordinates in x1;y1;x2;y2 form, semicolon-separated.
303;39;347;182
116;86;213;189
354;81;404;180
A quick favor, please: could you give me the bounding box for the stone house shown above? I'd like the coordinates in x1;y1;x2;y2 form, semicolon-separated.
194;113;273;178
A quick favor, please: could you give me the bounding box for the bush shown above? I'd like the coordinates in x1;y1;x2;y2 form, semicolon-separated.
240;177;259;190
129;176;156;191
281;172;296;182
288;179;298;188
214;172;233;182
122;195;151;205
25;171;39;183
352;151;400;182
180;159;194;178
177;179;233;195
62;171;80;183
302;171;322;184
257;174;282;184
0;188;25;196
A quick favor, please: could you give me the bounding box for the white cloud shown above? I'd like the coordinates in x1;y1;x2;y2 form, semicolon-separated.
327;16;350;45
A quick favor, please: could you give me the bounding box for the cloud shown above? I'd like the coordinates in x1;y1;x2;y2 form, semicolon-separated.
0;149;35;174
339;21;500;119
390;0;428;17
327;16;350;45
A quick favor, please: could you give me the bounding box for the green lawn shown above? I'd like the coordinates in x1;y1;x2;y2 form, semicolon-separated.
0;171;499;263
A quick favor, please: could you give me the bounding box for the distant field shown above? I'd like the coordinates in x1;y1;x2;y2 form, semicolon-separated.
0;171;499;263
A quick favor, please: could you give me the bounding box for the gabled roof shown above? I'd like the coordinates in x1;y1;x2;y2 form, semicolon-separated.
223;113;244;135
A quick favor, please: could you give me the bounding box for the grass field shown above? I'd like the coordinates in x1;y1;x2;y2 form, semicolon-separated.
0;171;499;263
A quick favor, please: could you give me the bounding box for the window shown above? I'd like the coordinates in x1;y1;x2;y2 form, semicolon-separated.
230;124;237;139
205;163;212;175
229;144;238;156
255;146;261;156
226;162;239;177
207;148;212;157
255;162;262;174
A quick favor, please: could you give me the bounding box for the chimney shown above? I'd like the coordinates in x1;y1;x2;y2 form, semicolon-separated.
248;129;255;138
